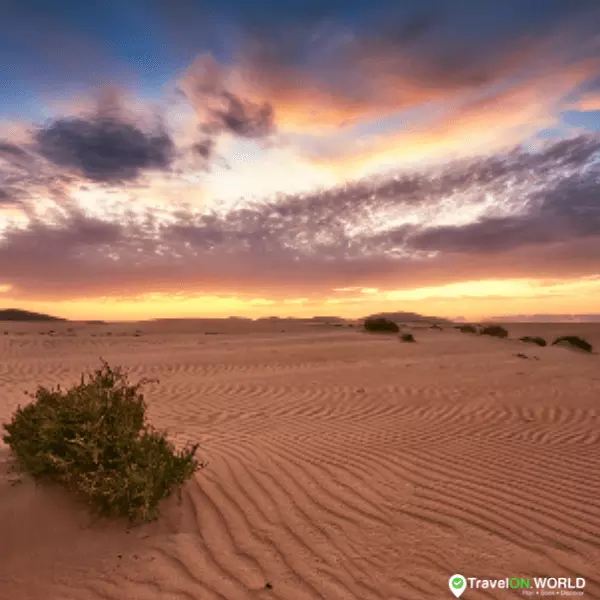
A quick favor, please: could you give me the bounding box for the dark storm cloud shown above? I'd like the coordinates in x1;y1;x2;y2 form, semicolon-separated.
34;117;176;183
1;135;599;298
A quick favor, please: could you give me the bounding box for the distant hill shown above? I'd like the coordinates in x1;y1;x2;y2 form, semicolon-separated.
308;316;347;323
254;316;348;324
0;308;67;322
364;311;453;325
489;314;600;323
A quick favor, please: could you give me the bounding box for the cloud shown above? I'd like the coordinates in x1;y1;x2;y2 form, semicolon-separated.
1;134;599;300
209;91;274;138
191;138;214;159
2;2;600;307
409;137;600;253
0;86;187;201
291;57;600;179
0;133;75;206
0;188;16;205
217;0;600;135
34;116;176;183
572;92;600;112
0;142;29;159
4;1;599;205
178;55;276;140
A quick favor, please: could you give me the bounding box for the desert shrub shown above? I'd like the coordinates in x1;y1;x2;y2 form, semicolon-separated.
520;336;547;347
364;317;399;333
480;325;509;338
551;335;593;353
400;333;415;342
2;361;200;523
457;324;477;334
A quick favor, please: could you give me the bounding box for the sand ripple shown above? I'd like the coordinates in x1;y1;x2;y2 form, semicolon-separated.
1;324;599;599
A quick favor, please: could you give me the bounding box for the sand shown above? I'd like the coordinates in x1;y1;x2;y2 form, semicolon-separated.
1;320;599;599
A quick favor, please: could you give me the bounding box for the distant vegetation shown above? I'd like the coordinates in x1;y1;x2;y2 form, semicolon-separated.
364;317;400;333
400;332;415;343
0;309;66;322
456;324;478;334
520;336;547;347
552;336;593;353
480;325;509;338
2;362;201;522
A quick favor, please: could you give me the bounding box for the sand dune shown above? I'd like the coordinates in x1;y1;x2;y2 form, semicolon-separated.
1;322;599;599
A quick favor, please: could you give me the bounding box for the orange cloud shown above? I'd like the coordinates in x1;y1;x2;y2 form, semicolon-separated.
299;59;600;178
0;120;34;145
231;14;600;138
571;92;600;112
176;24;557;138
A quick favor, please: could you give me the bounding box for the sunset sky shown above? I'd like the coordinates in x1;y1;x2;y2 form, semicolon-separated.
1;0;600;321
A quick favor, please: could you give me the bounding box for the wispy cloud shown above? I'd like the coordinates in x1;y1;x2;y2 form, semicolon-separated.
1;135;598;301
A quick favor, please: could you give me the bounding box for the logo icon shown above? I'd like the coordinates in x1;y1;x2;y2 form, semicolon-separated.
449;574;467;598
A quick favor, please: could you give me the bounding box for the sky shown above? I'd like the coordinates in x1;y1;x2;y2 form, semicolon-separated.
1;0;600;321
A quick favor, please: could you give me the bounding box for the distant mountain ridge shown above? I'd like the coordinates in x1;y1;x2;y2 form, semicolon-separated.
0;309;457;324
0;308;67;322
489;314;600;323
364;311;453;324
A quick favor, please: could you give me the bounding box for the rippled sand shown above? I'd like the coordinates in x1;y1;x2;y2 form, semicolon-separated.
1;320;599;599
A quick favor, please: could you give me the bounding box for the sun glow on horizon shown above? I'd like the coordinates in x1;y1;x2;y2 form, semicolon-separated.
3;276;599;322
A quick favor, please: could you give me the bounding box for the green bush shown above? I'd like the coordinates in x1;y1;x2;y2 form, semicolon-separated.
551;336;593;353
480;325;509;338
400;333;415;343
364;317;399;333
2;361;201;523
457;324;477;334
520;336;547;347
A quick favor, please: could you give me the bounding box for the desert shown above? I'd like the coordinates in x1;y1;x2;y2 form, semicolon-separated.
1;318;599;599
